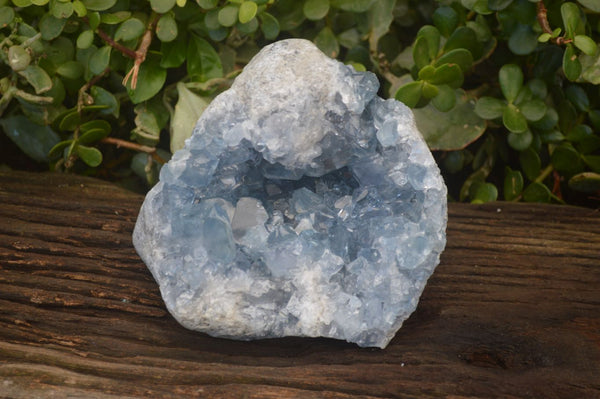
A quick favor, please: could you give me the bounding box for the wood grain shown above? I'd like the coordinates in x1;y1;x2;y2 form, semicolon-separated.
0;171;599;398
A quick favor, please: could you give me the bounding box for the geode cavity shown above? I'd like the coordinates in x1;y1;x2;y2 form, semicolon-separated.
133;39;447;348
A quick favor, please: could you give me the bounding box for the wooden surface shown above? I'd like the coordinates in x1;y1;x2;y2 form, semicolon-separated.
0;170;599;399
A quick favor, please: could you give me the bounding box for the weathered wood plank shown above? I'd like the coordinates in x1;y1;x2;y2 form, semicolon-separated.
0;171;599;398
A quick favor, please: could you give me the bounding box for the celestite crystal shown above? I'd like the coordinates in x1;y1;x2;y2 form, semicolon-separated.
133;39;447;348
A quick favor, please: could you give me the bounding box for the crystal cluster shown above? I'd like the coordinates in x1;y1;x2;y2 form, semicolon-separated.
133;39;447;348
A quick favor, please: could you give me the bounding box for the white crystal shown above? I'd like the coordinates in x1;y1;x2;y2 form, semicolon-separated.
133;39;447;348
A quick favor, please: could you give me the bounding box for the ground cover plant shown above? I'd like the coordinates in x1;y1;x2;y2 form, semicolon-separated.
1;0;599;205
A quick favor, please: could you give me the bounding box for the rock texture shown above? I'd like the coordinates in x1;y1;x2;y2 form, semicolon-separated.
133;39;447;348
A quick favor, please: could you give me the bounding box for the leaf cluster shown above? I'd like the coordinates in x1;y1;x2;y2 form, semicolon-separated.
0;0;599;205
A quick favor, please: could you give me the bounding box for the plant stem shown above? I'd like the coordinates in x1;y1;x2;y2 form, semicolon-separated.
536;0;572;45
100;137;166;164
122;12;159;90
535;164;554;184
88;19;137;59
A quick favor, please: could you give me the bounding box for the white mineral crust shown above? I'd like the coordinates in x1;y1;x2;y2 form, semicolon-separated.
133;39;447;348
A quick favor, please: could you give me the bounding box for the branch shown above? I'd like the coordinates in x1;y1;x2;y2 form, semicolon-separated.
100;137;166;164
84;18;137;59
536;0;572;45
77;67;110;113
122;14;159;90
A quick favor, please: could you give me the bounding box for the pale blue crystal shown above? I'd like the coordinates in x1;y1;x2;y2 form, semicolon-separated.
133;39;447;348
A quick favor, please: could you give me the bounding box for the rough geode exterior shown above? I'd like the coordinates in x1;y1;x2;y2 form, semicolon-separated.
133;39;447;348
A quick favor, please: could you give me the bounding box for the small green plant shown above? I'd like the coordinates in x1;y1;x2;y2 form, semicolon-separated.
1;0;599;204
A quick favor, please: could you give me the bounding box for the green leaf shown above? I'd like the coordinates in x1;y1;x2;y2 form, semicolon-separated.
89;45;111;75
552;145;583;174
574;35;597;56
329;0;375;12
81;0;117;11
471;182;498;203
488;0;513;11
418;65;435;81
79;128;110;145
539;130;564;143
565;85;590;112
127;59;167;103
434;48;473;73
580;51;600;84
523;182;551;203
156;13;178;42
314;26;339;58
527;79;547;100
412;36;431;70
421;82;439;100
475;96;505;120
416;25;441;61
0;6;15;26
39;13;66;40
367;0;395;50
160;38;186;68
170;82;209;152
520;99;547;122
519;148;541;181
430;63;463;88
538;33;551;43
576;0;600;12
80;119;111;134
432;6;458;38
76;145;103;167
18;65;53;94
218;5;239;27
196;0;217;9
132;103;161;145
115;18;145;41
531;107;557;131
563;45;582;81
59;111;81;131
150;0;175;13
431;84;456;112
77;30;94;49
0;115;60;162
582;155;600;173
7;45;31;71
507;130;532;151
73;0;86;16
259;12;279;40
50;0;73;18
508;24;538;55
444;27;481;59
413;89;486;150
239;1;258;24
100;11;132;24
88;12;100;29
568;172;600;193
561;2;582;38
91;85;119;117
395;81;422;108
499;64;523;103
504;167;523;201
186;34;223;82
237;17;259;34
48;140;73;158
56;60;84;79
503;104;527;133
303;0;329;20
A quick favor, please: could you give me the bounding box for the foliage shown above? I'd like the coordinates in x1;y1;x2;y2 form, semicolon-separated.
1;0;599;204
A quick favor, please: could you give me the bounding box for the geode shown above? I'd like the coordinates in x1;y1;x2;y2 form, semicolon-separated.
133;39;447;348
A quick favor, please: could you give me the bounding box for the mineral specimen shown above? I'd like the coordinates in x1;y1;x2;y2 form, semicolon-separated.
133;39;447;348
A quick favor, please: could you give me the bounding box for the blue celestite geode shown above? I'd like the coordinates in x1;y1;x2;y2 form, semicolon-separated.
133;39;447;348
